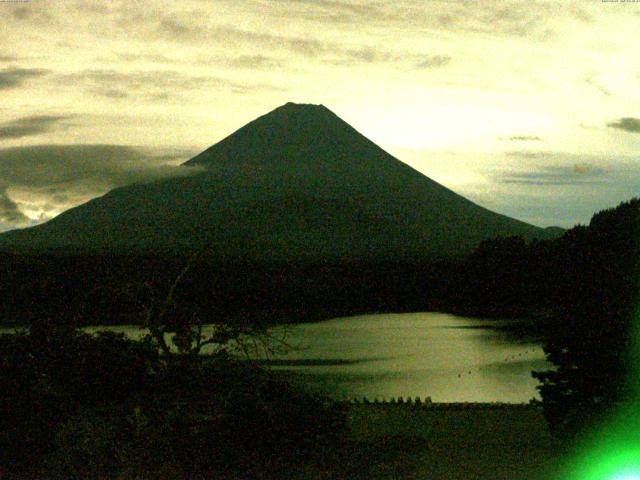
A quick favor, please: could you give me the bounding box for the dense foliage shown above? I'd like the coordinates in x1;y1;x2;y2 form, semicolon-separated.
532;199;640;437
0;325;346;479
2;197;638;461
427;198;640;437
0;324;156;471
0;254;447;328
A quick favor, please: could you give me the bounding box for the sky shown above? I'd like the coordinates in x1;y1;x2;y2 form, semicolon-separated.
1;0;640;232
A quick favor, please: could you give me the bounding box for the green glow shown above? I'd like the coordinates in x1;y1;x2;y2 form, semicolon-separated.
560;419;640;479
611;473;640;480
567;448;640;480
562;307;640;480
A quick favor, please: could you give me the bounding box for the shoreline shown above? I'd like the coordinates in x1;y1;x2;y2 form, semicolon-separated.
344;400;566;480
339;399;540;409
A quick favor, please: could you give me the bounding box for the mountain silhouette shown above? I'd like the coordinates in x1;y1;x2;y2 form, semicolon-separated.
0;102;555;261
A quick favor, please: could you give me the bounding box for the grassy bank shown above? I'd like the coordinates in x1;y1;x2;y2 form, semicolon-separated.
332;403;567;480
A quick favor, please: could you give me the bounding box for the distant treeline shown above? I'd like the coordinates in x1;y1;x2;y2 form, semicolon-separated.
0;255;447;327
0;199;638;334
455;198;639;324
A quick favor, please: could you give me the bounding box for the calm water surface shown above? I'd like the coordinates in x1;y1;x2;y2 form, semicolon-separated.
2;312;551;403
264;312;551;403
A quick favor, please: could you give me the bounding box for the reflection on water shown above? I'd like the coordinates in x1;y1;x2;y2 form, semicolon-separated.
264;312;551;403
1;312;551;403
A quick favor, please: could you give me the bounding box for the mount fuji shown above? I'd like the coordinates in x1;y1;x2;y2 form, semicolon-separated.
0;103;553;261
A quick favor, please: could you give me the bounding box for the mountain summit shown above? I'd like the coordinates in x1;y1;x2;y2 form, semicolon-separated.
185;102;390;170
0;103;551;260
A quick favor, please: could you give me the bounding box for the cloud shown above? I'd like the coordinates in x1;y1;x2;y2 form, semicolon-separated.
215;25;328;58
150;16;417;65
284;0;577;39
99;88;130;99
467;151;640;227
11;7;32;21
212;25;447;67
135;2;551;67
331;47;401;65
27;3;452;69
60;68;283;101
497;164;608;186
116;52;284;71
290;0;382;15
228;55;282;69
567;3;593;23
157;18;192;38
502;135;543;142
0;144;201;231
271;0;574;39
415;55;451;69
607;117;640;134
0;115;73;140
492;150;627;186
0;67;49;89
0;144;198;188
117;52;178;64
505;151;546;160
0;191;30;227
572;163;598;175
322;45;450;68
281;0;388;24
494;152;612;185
151;18;327;57
9;3;63;26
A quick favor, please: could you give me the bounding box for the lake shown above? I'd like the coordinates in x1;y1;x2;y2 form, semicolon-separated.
263;312;551;403
2;312;551;403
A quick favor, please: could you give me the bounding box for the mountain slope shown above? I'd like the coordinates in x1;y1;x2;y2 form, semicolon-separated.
0;102;553;261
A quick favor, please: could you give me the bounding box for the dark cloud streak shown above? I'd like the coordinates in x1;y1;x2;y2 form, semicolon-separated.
415;55;451;69
229;55;282;69
0;115;72;140
151;19;327;57
0;191;30;226
494;161;608;186
59;68;284;101
151;17;448;67
0;67;49;89
278;0;387;24
11;7;32;21
501;135;543;142
607;117;640;134
0;144;198;188
0;144;201;231
270;0;585;40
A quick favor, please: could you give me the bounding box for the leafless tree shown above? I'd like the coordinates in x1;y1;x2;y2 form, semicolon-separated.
129;251;295;359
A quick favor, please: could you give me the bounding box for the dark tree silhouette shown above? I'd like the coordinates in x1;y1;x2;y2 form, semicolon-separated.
533;198;640;437
0;254;346;478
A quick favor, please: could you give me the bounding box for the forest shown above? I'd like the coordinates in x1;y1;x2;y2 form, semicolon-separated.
0;198;638;478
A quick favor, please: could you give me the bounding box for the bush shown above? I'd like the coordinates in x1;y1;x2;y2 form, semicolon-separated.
45;405;132;479
533;199;640;438
0;326;159;476
0;327;346;479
